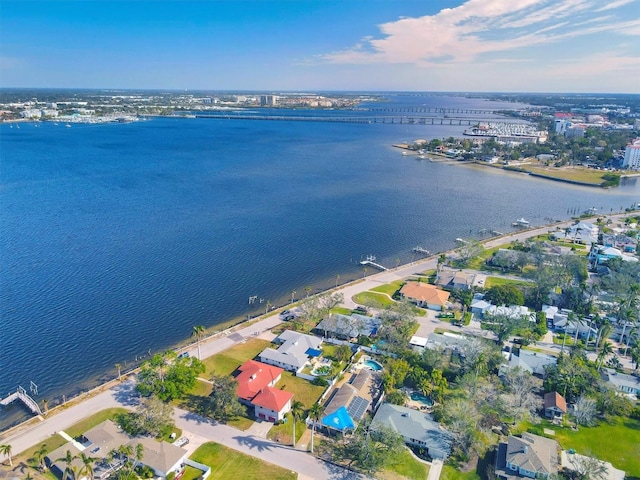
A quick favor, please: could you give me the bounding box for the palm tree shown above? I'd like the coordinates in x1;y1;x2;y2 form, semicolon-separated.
79;452;96;480
623;326;637;357
290;400;304;447
35;444;48;471
42;398;48;415
192;325;205;360
115;363;122;381
630;344;640;371
56;450;76;480
305;286;311;298
0;444;12;467
597;341;614;370
308;403;324;454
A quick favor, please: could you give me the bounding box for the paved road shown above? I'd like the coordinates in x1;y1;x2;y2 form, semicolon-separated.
173;408;366;480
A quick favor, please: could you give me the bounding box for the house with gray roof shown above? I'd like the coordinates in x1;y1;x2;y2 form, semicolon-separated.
258;330;322;373
370;403;452;460
46;420;187;480
495;432;558;479
314;313;381;340
500;350;558;378
601;368;640;398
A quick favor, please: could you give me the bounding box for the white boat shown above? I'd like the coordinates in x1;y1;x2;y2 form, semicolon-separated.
65;124;71;128
512;218;530;227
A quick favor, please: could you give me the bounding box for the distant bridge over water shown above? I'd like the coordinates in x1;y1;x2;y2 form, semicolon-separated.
194;114;505;126
364;107;501;115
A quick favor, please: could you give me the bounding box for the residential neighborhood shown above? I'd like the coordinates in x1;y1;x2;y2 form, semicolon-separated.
2;214;640;480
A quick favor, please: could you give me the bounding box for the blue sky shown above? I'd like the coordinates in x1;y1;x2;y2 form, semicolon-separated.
1;0;639;92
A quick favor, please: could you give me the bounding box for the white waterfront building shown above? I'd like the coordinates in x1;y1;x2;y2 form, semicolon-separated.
623;138;640;169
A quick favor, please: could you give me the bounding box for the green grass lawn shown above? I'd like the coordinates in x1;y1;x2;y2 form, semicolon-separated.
371;280;405;297
353;291;396;309
529;416;640;477
484;276;535;289
201;338;272;376
267;413;305;445
379;449;430;480
188;442;297;480
278;371;326;408
331;306;353;315
440;464;480;480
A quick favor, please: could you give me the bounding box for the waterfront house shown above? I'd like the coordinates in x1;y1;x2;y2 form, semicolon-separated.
258;330;322;373
495;432;559;479
369;403;452;460
399;282;450;311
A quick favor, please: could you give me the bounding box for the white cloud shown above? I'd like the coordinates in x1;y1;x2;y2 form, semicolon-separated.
319;0;639;66
595;0;637;12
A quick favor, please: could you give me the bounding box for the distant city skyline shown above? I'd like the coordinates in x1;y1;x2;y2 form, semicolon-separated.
1;0;639;93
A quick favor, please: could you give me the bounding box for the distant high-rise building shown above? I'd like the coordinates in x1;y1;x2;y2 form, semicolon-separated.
260;95;277;106
623;138;640;169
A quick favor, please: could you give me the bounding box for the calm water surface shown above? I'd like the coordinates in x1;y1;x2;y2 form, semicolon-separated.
1;95;639;430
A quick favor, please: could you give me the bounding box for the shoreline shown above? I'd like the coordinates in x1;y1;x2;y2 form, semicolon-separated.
3;212;633;440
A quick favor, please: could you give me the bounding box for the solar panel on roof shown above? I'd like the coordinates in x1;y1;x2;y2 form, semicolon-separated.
347;396;370;421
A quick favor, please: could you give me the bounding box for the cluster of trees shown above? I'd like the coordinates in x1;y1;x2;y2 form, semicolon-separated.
327;423;405;474
136;350;205;401
118;396;174;438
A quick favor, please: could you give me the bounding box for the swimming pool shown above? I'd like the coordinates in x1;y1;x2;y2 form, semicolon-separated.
364;359;383;371
410;391;434;406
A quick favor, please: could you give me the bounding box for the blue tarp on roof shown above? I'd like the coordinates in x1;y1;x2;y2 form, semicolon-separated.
305;348;322;357
321;406;355;432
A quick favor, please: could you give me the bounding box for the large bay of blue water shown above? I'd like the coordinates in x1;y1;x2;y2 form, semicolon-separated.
1;94;639;430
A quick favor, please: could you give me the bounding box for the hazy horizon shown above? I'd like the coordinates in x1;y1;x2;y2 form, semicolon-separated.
2;1;639;93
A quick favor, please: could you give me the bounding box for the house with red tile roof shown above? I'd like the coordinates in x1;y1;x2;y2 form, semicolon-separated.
399;282;450;311
236;360;283;403
252;386;294;422
235;359;292;422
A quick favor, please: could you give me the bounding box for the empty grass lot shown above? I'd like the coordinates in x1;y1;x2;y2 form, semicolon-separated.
201;338;272;376
371;280;405;297
483;276;536;289
353;291;396;308
186;442;296;480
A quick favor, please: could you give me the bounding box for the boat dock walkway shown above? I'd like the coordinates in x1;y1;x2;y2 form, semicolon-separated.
0;386;43;416
359;255;388;271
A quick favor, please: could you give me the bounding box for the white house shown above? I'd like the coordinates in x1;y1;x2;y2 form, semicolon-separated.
258;330;322;373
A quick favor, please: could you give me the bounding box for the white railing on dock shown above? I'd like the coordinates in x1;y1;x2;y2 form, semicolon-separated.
0;386;43;416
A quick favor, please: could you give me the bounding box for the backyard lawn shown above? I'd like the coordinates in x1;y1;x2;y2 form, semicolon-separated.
277;371;326;408
186;442;297;480
201;338;272;376
530;416;640;477
378;449;430;480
